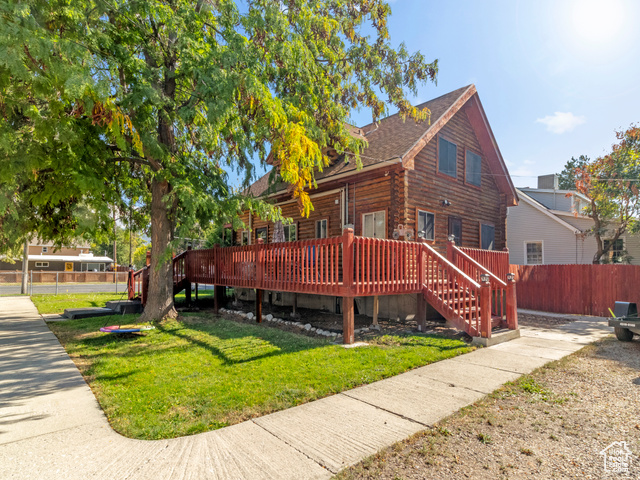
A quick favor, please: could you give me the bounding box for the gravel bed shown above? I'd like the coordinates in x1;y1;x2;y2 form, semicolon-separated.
336;335;640;479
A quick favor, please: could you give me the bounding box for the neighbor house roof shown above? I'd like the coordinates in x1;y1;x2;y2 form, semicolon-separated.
28;254;114;263
515;189;583;234
248;85;518;204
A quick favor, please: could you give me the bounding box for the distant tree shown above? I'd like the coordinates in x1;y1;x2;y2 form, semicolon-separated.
91;227;148;268
1;0;437;321
557;155;590;190
573;126;640;264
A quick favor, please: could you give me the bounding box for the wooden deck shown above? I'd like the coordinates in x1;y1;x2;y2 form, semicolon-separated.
129;229;517;344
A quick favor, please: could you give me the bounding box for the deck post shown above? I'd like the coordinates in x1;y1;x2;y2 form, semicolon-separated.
214;285;226;314
256;238;264;322
416;238;427;332
506;273;518;330
343;296;355;344
446;236;455;264
480;277;492;338
372;295;379;326
342;228;355;344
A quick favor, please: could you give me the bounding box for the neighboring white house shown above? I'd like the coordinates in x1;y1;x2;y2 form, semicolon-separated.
507;174;640;265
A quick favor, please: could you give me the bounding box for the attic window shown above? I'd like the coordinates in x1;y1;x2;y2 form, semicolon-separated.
466;150;482;187
42;246;48;253
438;137;457;178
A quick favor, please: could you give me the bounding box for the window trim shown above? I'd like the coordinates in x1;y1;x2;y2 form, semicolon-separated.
316;218;328;239
361;210;387;239
35;261;49;268
464;147;483;189
436;134;458;180
604;238;625;263
479;222;495;250
41;246;48;253
283;223;297;242
416;208;436;243
241;230;249;246
524;240;544;265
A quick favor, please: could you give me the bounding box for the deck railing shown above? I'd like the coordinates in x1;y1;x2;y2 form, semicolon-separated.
457;246;510;281
130;229;516;337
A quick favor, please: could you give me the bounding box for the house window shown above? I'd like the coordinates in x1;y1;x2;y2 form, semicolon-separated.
604;238;624;263
316;219;328;238
283;224;297;242
525;241;543;265
255;227;268;243
481;224;495;250
417;210;435;241
362;211;385;238
438;136;457;178
241;231;249;246
466;150;482;187
42;246;48;253
35;261;49;268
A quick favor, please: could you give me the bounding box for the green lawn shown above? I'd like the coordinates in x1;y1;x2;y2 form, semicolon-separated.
48;313;474;440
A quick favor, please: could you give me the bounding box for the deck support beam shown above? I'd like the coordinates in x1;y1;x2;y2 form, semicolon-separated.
416;294;427;332
214;285;226;314
256;289;263;323
372;295;379;327
342;296;354;344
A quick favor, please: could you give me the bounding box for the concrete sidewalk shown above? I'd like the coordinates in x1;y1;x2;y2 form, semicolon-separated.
0;297;611;479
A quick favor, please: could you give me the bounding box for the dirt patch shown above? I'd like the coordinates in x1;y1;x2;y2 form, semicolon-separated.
199;300;468;343
337;336;640;479
517;312;580;329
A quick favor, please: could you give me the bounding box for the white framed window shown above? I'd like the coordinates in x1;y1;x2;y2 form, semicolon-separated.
316;219;328;238
35;261;49;268
417;210;435;241
465;150;482;187
481;223;495;250
283;224;297;242
241;231;249;246
362;211;386;238
525;241;543;265
604;238;624;263
42;246;48;253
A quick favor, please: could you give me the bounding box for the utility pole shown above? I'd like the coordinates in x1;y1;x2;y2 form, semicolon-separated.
20;237;28;294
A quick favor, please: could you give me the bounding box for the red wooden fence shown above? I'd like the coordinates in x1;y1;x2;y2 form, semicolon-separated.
510;264;640;316
459;247;510;281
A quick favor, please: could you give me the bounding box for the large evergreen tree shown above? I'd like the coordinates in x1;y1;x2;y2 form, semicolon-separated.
0;0;437;320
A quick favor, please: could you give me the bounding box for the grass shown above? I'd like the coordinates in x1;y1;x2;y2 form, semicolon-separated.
47;312;474;440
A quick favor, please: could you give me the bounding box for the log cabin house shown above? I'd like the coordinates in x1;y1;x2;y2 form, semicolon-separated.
231;85;519;321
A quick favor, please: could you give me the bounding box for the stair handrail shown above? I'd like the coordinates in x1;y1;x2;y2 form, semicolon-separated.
451;245;507;288
421;242;481;289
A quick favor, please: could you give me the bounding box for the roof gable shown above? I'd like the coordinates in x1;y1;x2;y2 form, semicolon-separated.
515;189;582;234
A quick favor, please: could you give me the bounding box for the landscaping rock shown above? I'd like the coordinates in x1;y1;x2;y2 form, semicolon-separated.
265;314;273;321
304;323;312;330
246;312;254;320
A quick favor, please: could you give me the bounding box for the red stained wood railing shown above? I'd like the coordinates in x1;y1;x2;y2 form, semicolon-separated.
458;246;510;281
450;244;508;324
421;242;484;337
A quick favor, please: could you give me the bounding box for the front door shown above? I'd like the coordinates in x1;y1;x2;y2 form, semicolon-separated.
448;216;462;245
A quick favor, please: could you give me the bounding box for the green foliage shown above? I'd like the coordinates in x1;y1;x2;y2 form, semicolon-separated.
1;0;437;316
572;126;640;263
557;155;589;190
90;227;149;268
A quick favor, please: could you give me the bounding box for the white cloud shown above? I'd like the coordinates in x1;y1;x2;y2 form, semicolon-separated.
536;112;586;134
523;159;535;165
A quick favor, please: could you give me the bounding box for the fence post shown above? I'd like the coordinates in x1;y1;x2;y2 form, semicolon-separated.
255;238;264;322
342;228;355;344
447;235;456;264
480;275;491;338
416;238;427;332
506;272;518;330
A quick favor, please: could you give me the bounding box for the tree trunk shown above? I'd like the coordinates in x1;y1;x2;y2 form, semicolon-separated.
20;237;28;294
139;177;176;322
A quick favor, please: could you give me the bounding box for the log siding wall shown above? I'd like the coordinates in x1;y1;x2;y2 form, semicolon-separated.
406;107;506;253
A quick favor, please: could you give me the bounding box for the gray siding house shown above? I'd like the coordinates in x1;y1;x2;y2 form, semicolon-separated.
507;175;640;265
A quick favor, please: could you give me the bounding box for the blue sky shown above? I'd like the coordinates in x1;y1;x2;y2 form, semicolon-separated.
246;0;640;189
357;0;640;188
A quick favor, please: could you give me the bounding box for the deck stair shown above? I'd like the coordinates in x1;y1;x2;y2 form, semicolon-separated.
129;229;517;343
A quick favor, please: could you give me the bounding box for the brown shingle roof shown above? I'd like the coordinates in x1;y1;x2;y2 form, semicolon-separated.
249;85;476;197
